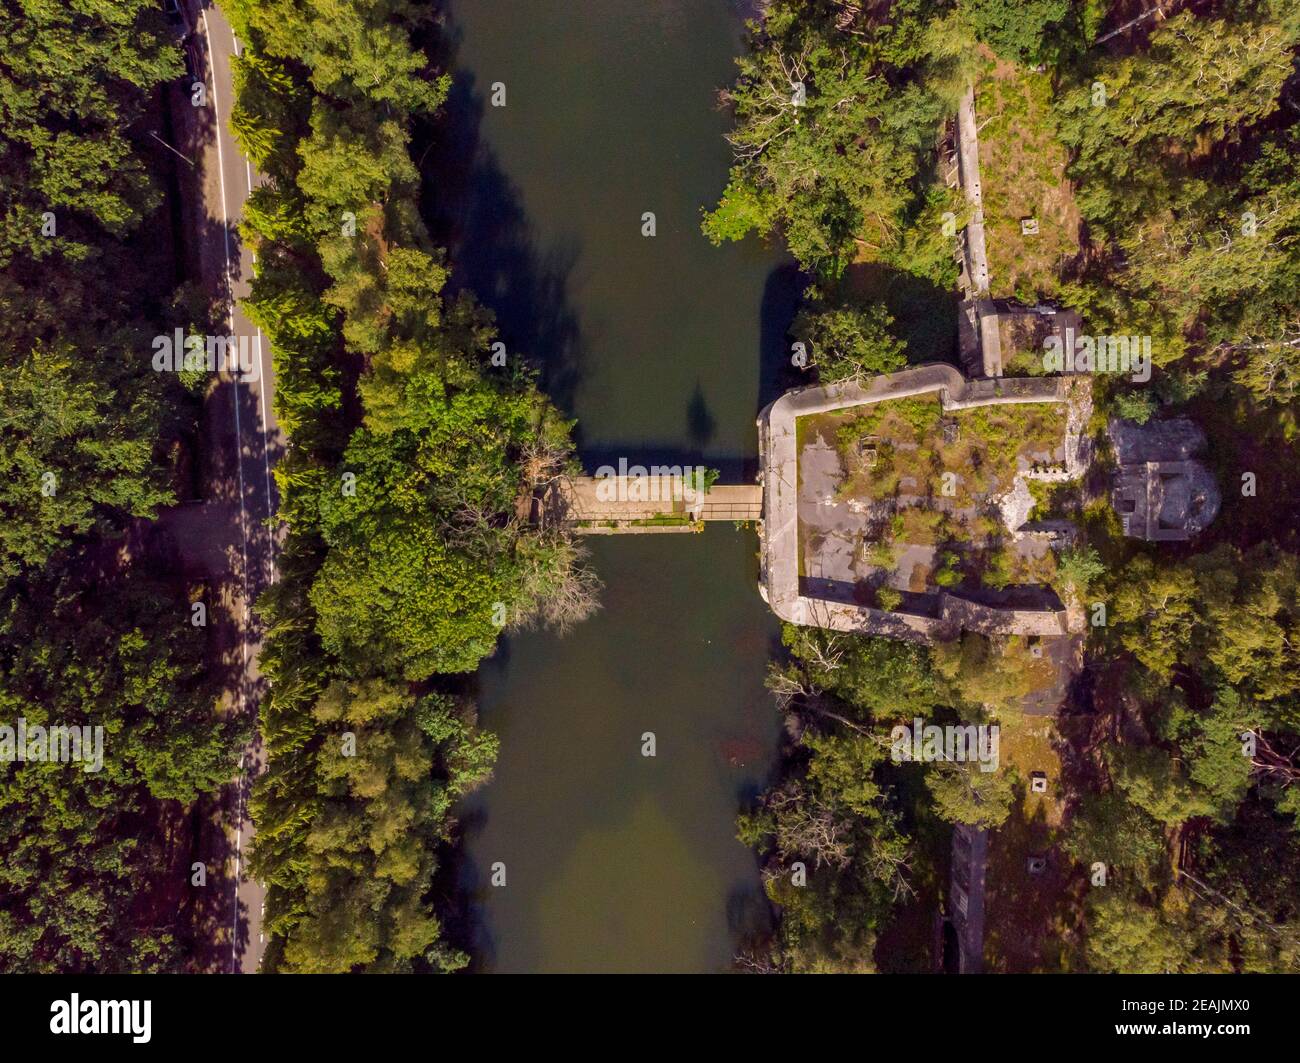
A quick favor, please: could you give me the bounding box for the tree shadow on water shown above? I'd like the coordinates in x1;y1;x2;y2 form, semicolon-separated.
418;27;586;419
686;380;717;449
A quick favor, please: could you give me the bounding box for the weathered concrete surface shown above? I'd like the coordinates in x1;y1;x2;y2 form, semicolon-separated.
977;298;1003;377
939;595;1073;638
950;824;988;974
757;365;1081;641
957;86;991;300
547;475;762;532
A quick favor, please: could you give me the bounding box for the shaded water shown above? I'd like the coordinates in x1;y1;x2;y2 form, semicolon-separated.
432;0;801;971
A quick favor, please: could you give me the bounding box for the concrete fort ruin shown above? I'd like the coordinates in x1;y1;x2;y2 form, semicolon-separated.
756;364;1091;643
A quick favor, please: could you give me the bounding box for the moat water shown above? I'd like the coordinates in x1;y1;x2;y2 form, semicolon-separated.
429;0;801;971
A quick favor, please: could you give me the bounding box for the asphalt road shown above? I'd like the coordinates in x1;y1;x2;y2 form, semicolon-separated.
191;0;282;974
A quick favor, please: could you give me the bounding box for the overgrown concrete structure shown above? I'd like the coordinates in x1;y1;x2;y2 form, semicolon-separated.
756;364;1089;642
1108;417;1220;541
958;298;1083;379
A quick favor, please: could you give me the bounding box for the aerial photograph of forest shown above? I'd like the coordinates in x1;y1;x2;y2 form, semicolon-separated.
1;0;1296;1045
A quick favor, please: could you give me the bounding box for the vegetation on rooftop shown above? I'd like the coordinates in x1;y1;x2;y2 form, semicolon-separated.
721;0;1300;974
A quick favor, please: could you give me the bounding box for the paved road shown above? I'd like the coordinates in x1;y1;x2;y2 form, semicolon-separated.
190;0;282;973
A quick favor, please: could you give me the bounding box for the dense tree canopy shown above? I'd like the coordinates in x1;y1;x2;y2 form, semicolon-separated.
1076;540;1300;971
228;0;597;970
0;563;242;971
703;0;954;277
0;0;233;972
960;0;1070;65
0;0;185;578
1055;0;1300;399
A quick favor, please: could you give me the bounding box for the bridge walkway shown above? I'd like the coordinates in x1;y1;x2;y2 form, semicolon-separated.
541;476;761;532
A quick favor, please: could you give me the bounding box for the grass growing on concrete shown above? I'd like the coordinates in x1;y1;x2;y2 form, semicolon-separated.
795;397;1069;599
976;63;1081;302
831;398;1066;512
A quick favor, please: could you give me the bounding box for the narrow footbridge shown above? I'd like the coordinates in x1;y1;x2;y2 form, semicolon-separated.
541;475;762;533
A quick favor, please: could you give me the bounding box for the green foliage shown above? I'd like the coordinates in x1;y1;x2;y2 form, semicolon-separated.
701;178;773;245
749;625;1040;966
1080;537;1300;969
782;626;944;722
311;497;505;677
748;763;913;972
0;0;180;268
933;551;962;588
1106;743;1216;828
1052;0;1300;403
961;0;1069;65
794;300;908;383
0;1;189;579
1056;2;1299;235
702;0;950;277
1110;389;1155;425
744;627;951;969
1082;808;1300;973
1084;888;1189;974
982;546;1014;591
932;633;1048;716
231;0;596;969
733;0;1300;977
1055;545;1105;597
0;347;174;579
1063;792;1167;886
0;564;244;971
266;682;492;973
1109;544;1300;705
925;759;1016;829
881;183;965;290
0;0;240;971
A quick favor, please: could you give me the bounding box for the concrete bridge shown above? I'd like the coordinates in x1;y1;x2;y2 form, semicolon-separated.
541;475;762;533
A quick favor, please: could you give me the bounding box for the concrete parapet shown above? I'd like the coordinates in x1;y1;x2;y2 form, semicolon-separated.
937;594;1071;637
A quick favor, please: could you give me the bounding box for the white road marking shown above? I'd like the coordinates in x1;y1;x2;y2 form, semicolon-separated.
201;7;266;974
230;28;276;582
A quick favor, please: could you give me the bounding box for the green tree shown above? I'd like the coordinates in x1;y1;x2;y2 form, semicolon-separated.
702;0;947;276
793;302;908;383
265;681;495;973
1105;744;1215;828
1055;544;1105;597
925;759;1016;829
0;347;173;579
0;564;243;971
0;0;180;269
1055;2;1300;235
1085;889;1189;974
1063;791;1168;886
961;0;1069;65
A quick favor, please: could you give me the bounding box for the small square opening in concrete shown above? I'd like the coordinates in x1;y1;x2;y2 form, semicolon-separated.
1030;771;1048;793
1021;217;1040;236
1027;855;1047;875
